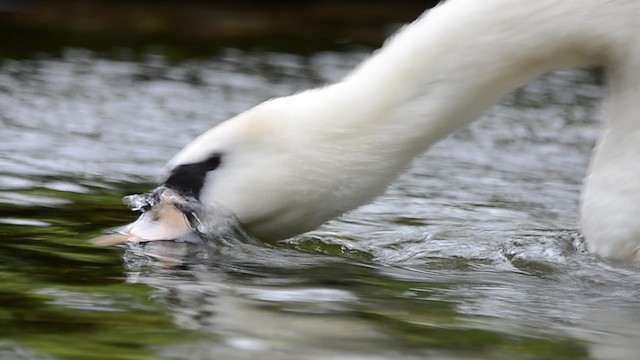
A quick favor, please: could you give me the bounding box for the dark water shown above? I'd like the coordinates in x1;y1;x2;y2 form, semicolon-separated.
2;49;640;360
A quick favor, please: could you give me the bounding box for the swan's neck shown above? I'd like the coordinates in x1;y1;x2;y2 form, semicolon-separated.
225;0;640;252
581;45;640;260
339;0;616;151
323;0;640;259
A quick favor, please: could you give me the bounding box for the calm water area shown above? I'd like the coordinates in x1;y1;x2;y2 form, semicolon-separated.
1;43;640;359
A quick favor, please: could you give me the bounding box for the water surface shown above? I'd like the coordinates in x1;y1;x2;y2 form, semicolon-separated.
2;50;640;360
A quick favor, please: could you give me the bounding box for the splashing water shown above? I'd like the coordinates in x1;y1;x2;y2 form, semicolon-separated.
93;187;260;263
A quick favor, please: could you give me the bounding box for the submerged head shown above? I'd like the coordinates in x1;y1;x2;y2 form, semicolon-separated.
159;98;338;241
95;96;348;245
96;83;411;245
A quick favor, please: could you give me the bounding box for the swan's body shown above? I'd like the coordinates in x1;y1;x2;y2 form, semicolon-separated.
123;0;640;261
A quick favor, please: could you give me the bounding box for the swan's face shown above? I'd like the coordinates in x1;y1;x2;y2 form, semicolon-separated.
162;102;326;241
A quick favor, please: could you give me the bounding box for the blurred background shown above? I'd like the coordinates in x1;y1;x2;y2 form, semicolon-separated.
0;0;439;59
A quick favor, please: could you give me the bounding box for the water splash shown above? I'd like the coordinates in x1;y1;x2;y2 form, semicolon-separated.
94;186;261;264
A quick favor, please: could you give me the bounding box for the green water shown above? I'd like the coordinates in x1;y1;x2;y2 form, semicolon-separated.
0;183;589;359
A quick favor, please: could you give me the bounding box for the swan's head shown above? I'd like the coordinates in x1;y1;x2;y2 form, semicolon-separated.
96;94;351;245
162;101;311;241
95;86;407;245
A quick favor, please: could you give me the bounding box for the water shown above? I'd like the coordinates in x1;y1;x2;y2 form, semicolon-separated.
1;49;640;360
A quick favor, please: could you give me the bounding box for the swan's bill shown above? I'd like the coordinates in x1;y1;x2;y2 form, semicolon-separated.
91;188;199;246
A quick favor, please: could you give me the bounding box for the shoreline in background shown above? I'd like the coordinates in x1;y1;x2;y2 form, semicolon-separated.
0;0;439;59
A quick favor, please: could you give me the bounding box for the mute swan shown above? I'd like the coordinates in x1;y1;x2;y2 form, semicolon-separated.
99;0;640;262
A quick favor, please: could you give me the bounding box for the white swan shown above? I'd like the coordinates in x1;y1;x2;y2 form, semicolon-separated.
105;0;640;261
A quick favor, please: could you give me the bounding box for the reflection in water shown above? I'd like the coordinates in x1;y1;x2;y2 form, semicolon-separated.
1;50;640;359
